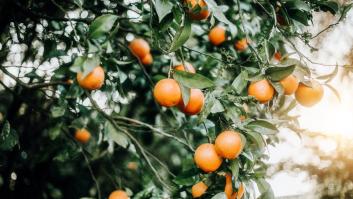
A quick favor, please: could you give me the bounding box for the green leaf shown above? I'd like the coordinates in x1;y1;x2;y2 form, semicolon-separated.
82;56;101;77
265;64;296;81
51;106;66;118
204;0;237;36
173;168;198;186
229;159;239;181
340;3;353;20
154;0;173;22
245;131;265;149
174;70;214;89
105;121;129;148
48;123;62;140
210;99;224;113
73;0;83;8
70;56;86;73
211;192;227;199
180;84;191;106
285;1;310;12
318;1;339;15
256;179;275;199
246;120;278;135
88;14;118;39
0;121;18;151
169;18;192;52
232;70;248;94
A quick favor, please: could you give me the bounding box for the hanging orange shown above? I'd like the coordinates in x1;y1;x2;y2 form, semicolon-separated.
129;38;150;58
184;0;210;20
194;143;223;173
141;53;153;65
174;62;196;73
215;130;242;159
74;128;91;144
279;75;299;95
248;79;275;104
234;38;248;52
191;181;208;198
208;26;226;46
178;89;204;115
108;190;129;199
77;66;105;90
295;80;324;107
153;79;182;107
224;173;233;199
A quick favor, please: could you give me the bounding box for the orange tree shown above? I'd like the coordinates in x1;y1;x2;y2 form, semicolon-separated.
0;0;351;198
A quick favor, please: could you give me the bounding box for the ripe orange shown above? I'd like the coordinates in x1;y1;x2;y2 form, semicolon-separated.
184;0;210;20
224;173;233;199
75;128;91;144
248;79;275;103
234;38;248;52
77;66;105;90
129;38;150;58
108;190;129;199
141;53;153;65
208;26;226;46
194;143;223;173
153;79;182;107
191;181;208;198
215;130;242;159
274;52;282;61
280;75;299;95
174;62;196;73
127;162;138;171
178;89;204;115
295;80;324;107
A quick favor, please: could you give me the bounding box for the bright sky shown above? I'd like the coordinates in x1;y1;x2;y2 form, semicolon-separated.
267;10;353;198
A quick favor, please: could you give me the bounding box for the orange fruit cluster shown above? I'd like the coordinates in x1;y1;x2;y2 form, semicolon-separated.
129;38;153;65
192;130;244;198
153;63;205;115
247;75;323;107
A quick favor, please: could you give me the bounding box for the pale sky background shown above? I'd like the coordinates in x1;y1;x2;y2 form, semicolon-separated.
267;9;353;198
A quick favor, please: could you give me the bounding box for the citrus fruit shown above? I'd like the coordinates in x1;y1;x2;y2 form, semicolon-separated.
248;79;275;103
224;173;233;199
191;181;208;198
141;53;153;65
129;38;150;58
184;0;210;20
108;190;129;199
234;38;248;52
77;66;105;90
215;130;242;159
178;89;204;115
295;80;324;107
153;79;182;107
274;52;282;61
280;74;299;95
174;62;196;73
194;143;223;173
74;128;91;144
209;26;226;46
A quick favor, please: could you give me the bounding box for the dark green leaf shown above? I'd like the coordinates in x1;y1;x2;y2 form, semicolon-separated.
169;18;192;52
265;64;295;81
0;121;18;151
246;120;278;135
154;0;173;22
105;121;129;148
174;70;214;89
88;14;118;39
232;71;248;94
